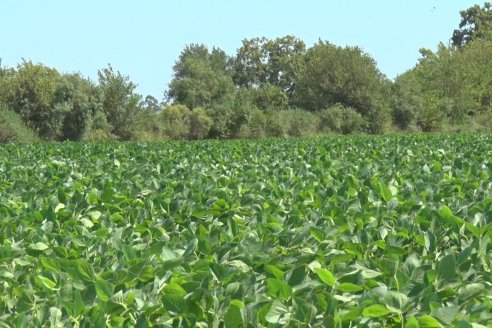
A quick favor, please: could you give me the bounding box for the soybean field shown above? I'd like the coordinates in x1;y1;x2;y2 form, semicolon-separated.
0;134;491;327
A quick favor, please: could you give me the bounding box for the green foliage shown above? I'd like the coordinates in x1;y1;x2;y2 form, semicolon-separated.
83;110;117;141
416;96;448;132
0;60;66;140
168;44;235;109
400;39;492;131
0;135;491;326
452;2;492;47
57;73;103;141
319;103;365;134
266;108;320;137
234;84;289;112
206;96;255;139
160;104;191;140
238;107;267;139
0;104;39;142
233;35;305;96
98;64;142;140
130;108;165;141
293;41;390;133
391;74;422;130
189;107;212;140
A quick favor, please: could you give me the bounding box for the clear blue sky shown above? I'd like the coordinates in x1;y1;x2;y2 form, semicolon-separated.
1;0;482;99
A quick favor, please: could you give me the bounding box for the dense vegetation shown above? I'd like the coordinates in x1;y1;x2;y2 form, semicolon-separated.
0;134;491;327
1;3;492;143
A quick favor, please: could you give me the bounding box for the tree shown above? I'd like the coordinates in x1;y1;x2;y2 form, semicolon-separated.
452;2;492;47
1;60;66;140
142;95;161;111
293;41;390;133
319;104;365;134
56;73;103;141
0;104;39;143
167;44;234;109
206;95;256;139
390;73;421;130
233;35;305;96
249;84;289;111
98;64;142;140
160;104;191;140
189;107;212;140
395;38;492;131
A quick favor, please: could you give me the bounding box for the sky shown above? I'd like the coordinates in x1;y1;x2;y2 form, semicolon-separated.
0;0;482;99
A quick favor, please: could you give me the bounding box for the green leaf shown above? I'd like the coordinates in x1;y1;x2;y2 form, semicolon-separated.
438;206;453;220
74;259;95;282
35;274;57;290
162;282;187;313
432;306;459;325
265;300;289;324
266;278;292;301
405;316;420;328
315;268;336;287
40;257;60;271
30;242;49;251
454;321;473;328
362;304;390;318
73;290;85;317
418;315;443;327
287;265;306;286
101;183;114;203
336;283;363;292
95;278;113;302
49;307;63;328
309;226;326;242
384;290;409;313
224;303;243;328
265;264;285;280
458;283;484;300
437;254;456;282
293;297;317;323
379;183;393;202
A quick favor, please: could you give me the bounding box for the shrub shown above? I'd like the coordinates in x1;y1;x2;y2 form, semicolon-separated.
416;96;448;132
160;104;191;140
189;107;212;140
206;100;254;139
238;108;267;138
133;108;167;141
319;104;365;134
83;110;117;141
266;108;320;137
0;105;39;143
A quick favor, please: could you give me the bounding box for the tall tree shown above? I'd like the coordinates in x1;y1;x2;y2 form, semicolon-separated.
98;64;142;140
293;41;390;133
233;35;305;95
452;2;492;47
167;44;234;109
1;60;66;140
56;73;103;141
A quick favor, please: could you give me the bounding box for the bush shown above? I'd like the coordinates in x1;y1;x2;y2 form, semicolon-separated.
133;108;167;141
238;108;267;138
189;107;212;140
416;96;448;132
160;104;191;140
206;99;254;139
319;104;365;134
83;110;117;141
0;105;39;143
265;108;320;137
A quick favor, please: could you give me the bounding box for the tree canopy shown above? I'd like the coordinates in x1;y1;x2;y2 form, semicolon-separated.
1;2;491;143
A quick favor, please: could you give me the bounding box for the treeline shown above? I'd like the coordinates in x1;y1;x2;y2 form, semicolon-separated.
1;3;491;143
